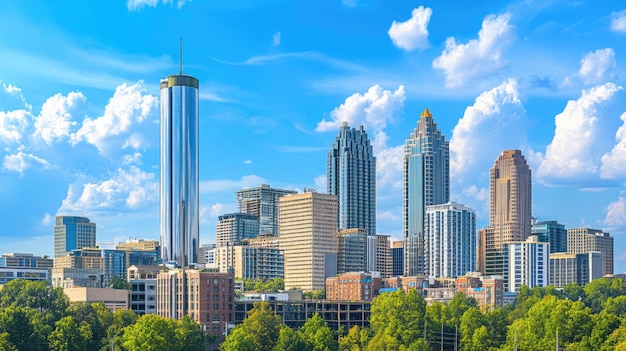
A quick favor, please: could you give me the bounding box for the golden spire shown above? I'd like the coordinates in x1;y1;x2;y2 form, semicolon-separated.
420;107;432;118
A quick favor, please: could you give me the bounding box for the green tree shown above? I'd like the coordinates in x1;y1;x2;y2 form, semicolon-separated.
109;276;131;290
274;327;312;351
370;289;427;348
0;305;49;351
0;279;69;323
300;313;337;351
67;302;113;350
563;283;586;302
48;316;92;351
174;315;204;351
221;326;256;351
221;301;282;351
304;289;326;300
459;307;486;351
103;309;138;351
0;332;17;351
121;314;177;351
339;326;371;351
585;277;626;313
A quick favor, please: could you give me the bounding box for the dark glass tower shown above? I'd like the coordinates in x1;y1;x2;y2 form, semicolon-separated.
159;74;199;267
327;122;376;236
403;108;449;276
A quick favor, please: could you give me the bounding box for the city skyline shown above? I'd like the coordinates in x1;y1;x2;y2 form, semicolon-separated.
1;2;626;273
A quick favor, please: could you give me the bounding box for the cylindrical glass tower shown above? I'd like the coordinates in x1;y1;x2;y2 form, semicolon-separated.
160;75;199;267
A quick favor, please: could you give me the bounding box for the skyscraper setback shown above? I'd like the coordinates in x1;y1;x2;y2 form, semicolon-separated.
403;108;450;276
327;122;376;236
159;73;200;267
478;150;532;284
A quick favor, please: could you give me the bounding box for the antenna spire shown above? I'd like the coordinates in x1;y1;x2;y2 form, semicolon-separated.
179;37;183;75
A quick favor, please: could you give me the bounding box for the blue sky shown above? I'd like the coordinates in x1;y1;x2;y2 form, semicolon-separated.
1;0;626;272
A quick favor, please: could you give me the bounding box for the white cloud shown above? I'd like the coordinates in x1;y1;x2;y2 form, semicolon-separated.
376;145;404;191
122;152;143;165
71;81;157;155
272;32;281;47
536;83;623;183
123;133;145;150
316;84;405;152
314;174;327;192
342;0;359;7
388;6;432;51
41;213;53;226
579;48;616;85
199;175;267;194
604;196;626;227
59;166;158;212
33;92;86;144
611;10;626;33
126;0;188;11
244;160;253;165
449;79;526;183
209;203;234;218
2;151;51;174
0;110;30;143
433;13;513;88
601;112;626;178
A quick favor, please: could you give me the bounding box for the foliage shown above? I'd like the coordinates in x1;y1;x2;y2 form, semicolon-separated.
339;326;371;351
300;313;337;351
121;314;177;351
48;316;92;351
242;278;285;292
109;276;132;290
303;289;326;300
370;289;427;348
274;326;312;351
221;301;282;351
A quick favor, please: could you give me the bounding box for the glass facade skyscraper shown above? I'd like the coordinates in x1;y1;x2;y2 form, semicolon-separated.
159;74;199;267
403;108;449;276
236;184;296;236
327;122;376;236
54;216;96;258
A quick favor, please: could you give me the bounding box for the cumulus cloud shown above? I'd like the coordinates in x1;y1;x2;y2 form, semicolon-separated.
272;32;281;47
314;174;327;192
71;81;157;155
0;110;30;144
2;151;51;174
611;10;626;33
244;160;253;165
199;175;267;194
126;0;188;11
376;145;404;191
59;166;158;212
604;196;626;227
579;48;616;85
449;79;527;183
209;203;234;218
601;112;626;178
316;84;405;152
433;13;513;88
536;83;623;183
33;92;86;144
41;213;53;226
388;6;432;51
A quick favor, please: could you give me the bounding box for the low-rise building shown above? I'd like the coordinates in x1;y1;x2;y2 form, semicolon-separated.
51;268;102;288
550;251;603;287
326;272;382;301
127;265;161;315
64;287;129;312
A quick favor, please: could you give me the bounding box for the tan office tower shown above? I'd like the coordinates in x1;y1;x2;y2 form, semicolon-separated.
279;191;338;291
479;150;532;284
567;228;614;276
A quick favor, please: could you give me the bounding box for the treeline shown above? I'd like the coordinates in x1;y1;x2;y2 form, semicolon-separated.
223;277;626;351
0;280;205;351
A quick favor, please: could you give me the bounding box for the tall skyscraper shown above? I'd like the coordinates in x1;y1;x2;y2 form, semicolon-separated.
236;184;296;236
279;191;338;291
159;73;199;267
425;202;476;278
54;216;96;258
478;150;532;284
567;228;614;276
403;108;450;276
327;122;376;235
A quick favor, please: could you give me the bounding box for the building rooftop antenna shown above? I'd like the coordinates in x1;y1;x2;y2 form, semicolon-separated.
179;37;183;75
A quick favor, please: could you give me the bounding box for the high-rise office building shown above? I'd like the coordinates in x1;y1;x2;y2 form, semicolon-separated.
425;202;476;278
531;219;567;253
54;216;96;258
215;213;260;248
390;240;404;277
337;228;368;274
279;191;338;291
159;73;200;267
327;122;376;235
478;150;532;286
403;108;449;276
567;228;614;276
236;184;296;236
507;236;549;292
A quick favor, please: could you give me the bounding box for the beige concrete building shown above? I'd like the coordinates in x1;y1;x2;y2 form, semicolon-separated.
64;287;129;311
375;234;391;278
567;228;614;276
279;191;338;291
51;268;102;288
116;239;160;252
215;244;283;280
53;247;103;270
479;150;532;287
